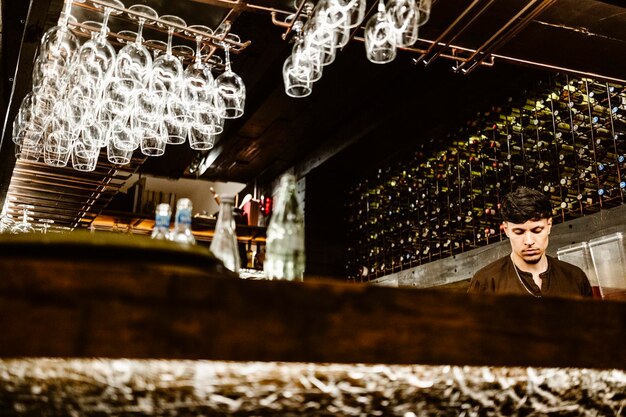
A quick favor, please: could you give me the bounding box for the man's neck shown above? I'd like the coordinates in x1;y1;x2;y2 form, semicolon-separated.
510;253;548;275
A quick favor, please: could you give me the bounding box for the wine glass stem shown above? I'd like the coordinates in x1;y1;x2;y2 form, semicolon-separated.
195;37;202;65
60;0;72;27
225;46;232;72
136;19;145;44
100;9;112;41
166;28;174;55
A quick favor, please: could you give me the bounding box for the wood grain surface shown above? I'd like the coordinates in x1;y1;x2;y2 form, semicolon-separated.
0;232;623;370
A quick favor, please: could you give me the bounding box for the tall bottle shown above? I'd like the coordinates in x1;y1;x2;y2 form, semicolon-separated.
209;195;240;273
151;203;171;240
169;198;196;245
264;173;305;281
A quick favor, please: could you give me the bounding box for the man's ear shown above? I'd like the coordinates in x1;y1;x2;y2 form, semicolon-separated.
502;221;509;238
547;217;553;233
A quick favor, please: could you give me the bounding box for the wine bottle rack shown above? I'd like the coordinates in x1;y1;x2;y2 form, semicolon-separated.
345;74;626;282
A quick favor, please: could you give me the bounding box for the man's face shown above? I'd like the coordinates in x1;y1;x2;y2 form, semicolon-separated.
503;218;552;265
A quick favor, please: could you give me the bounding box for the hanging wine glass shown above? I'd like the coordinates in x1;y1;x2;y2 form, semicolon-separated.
38;219;55;234
183;24;224;147
74;1;121;87
105;5;157;122
291;20;323;83
0;214;15;234
42;101;74;167
66;0;121;130
151;15;185;102
417;0;432;26
364;0;397;64
117;5;156;88
216;33;246;119
315;0;351;48
12;205;36;234
182;25;215;111
283;54;313;98
32;0;80;100
136;15;185;154
386;0;420;47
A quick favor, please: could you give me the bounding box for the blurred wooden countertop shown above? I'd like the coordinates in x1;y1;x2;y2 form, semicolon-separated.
0;232;624;370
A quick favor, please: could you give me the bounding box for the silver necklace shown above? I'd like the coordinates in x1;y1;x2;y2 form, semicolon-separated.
511;259;542;298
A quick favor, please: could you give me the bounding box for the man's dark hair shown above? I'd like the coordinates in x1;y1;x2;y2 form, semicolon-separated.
500;186;552;223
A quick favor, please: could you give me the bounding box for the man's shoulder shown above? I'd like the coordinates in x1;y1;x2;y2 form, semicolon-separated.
474;256;510;277
548;255;587;276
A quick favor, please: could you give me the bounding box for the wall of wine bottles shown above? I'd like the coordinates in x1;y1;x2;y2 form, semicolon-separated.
345;74;626;282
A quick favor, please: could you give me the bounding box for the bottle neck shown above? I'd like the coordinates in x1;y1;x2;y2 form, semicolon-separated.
217;202;235;227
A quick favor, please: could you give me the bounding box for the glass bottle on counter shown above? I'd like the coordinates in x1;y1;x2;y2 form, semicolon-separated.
209;195;240;273
151;203;171;240
169;198;196;245
264;173;305;281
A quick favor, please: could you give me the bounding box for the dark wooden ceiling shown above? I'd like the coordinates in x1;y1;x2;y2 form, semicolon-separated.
2;0;626;198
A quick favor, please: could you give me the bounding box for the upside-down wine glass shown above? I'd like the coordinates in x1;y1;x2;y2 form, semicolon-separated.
138;14;186;155
417;0;432;26
283;21;314;98
39;219;55;234
364;0;397;64
12;205;36;234
66;0;121;128
184;25;223;149
216;33;246;119
105;5;157;123
31;0;81;103
386;0;420;47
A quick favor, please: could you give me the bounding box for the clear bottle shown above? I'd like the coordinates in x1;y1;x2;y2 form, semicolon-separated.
169;198;196;245
209;195;240;273
264;174;305;281
151;203;171;240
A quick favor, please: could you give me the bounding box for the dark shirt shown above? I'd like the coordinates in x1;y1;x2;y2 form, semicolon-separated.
468;255;592;298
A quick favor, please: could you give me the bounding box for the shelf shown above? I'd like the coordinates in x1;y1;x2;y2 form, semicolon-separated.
90;211;266;243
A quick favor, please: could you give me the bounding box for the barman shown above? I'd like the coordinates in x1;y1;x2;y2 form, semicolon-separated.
468;186;592;298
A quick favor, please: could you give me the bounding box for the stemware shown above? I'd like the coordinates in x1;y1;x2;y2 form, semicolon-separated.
71;140;100;172
140;122;168;156
315;0;352;49
150;15;185;101
107;123;134;165
74;2;120;86
386;0;420;47
182;26;215;111
115;5;156;93
322;0;366;29
0;214;16;234
303;13;337;66
216;33;246;119
183;24;224;146
137;15;185;152
43;103;74;167
32;0;80;100
65;17;115;128
364;0;397;64
296;21;323;78
417;0;432;26
38;219;55;234
12;205;36;234
283;54;313;98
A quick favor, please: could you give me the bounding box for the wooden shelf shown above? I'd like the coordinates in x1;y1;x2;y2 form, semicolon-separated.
89;211;266;243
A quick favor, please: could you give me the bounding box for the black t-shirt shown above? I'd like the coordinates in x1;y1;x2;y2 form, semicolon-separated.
468;255;592;298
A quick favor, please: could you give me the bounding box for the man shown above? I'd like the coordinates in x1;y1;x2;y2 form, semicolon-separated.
468;187;592;298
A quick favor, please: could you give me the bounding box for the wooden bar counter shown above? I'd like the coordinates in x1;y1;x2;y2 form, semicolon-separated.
0;232;624;371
